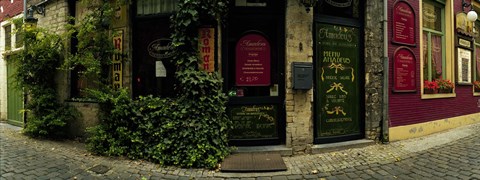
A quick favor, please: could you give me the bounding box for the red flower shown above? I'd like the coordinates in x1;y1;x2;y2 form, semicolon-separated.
424;80;439;90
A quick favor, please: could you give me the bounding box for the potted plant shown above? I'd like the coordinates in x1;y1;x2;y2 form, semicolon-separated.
474;81;480;92
424;80;439;94
435;79;454;93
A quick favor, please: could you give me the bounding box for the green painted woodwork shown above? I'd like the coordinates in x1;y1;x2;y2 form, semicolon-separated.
315;23;360;137
7;61;24;126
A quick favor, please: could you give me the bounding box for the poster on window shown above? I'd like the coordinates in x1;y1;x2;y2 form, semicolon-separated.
457;48;472;84
235;33;271;86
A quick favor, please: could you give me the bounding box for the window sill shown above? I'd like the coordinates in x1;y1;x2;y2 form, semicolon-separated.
474;92;480;96
421;93;456;99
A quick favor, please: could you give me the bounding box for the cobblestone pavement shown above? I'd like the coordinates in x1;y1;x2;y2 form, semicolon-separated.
1;122;480;180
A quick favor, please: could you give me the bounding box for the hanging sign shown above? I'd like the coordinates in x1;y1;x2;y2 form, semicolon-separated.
393;47;416;92
392;0;416;46
112;29;123;89
148;39;173;59
198;27;215;72
235;33;271;86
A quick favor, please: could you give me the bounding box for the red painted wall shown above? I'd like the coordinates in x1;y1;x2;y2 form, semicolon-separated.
388;0;480;127
0;0;23;22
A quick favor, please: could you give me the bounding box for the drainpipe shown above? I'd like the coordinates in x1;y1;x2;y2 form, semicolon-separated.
382;0;390;144
24;0;27;18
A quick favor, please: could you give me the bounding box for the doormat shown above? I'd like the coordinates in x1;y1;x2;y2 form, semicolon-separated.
220;153;287;172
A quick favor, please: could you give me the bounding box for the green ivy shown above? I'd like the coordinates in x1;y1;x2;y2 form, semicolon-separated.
8;19;78;138
83;0;232;168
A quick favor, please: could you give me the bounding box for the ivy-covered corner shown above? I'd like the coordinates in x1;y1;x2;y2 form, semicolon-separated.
7;18;79;138
84;0;232;168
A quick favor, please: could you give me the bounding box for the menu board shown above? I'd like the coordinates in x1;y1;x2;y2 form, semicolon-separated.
235;34;271;86
392;1;416;46
457;48;472;84
228;105;277;139
393;47;416;92
316;23;360;137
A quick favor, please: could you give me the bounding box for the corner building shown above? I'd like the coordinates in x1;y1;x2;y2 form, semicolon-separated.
23;0;480;155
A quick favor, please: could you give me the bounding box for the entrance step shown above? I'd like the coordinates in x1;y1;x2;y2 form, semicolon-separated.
233;145;292;156
311;139;375;154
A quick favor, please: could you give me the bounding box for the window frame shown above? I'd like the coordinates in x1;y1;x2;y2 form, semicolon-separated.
420;0;456;98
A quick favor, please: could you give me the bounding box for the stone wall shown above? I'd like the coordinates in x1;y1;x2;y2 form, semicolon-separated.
364;0;385;141
285;0;385;154
285;0;315;154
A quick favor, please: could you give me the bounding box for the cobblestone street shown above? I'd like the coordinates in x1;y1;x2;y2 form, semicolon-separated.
1;122;480;180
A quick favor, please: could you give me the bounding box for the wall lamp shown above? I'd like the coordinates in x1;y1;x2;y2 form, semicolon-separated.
463;0;478;22
301;0;318;13
24;5;45;24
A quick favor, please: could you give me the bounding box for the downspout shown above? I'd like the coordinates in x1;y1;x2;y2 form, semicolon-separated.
382;0;390;143
23;0;27;18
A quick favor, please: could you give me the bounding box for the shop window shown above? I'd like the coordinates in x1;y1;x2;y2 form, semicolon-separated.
136;0;178;15
4;25;11;51
421;0;454;96
14;21;23;48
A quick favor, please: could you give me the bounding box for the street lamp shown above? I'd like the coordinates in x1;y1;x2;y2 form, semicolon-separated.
463;0;478;22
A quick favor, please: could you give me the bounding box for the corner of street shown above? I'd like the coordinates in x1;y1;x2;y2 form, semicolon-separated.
1;122;480;180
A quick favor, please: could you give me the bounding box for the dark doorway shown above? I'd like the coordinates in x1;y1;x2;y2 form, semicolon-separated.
132;16;176;98
313;1;366;143
223;0;286;146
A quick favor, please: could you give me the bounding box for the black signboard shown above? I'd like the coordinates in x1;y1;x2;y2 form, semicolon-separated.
228;104;277;139
316;23;360;137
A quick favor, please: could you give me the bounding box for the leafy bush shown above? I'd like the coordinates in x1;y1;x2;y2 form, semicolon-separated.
86;85;231;168
82;0;232;168
8;20;78;138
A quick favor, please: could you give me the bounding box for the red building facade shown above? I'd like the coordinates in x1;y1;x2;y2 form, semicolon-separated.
388;0;480;140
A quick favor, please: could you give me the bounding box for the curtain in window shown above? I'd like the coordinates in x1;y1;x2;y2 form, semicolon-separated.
423;33;428;80
137;0;178;15
477;47;480;79
431;35;442;79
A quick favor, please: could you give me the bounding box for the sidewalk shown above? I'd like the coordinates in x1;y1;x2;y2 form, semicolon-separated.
1;122;480;179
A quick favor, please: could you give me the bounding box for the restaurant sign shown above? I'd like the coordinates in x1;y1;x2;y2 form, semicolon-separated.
236;33;271;86
392;0;415;46
112;29;123;89
393;47;416;92
316;23;360;137
198;27;215;72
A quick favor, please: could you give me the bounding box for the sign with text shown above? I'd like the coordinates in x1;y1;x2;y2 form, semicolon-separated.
228;104;278;139
393;47;416;92
457;48;472;84
235;33;271;86
112;29;123;89
316;23;360;137
198;27;215;72
392;1;416;46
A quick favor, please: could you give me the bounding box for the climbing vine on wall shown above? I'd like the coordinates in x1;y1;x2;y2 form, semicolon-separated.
82;0;232;168
7;18;78;138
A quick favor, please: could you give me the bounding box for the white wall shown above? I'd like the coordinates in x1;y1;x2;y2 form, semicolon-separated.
0;14;23;120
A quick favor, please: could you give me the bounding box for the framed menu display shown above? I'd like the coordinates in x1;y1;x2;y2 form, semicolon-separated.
393;47;416;92
392;0;416;46
457;47;472;85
